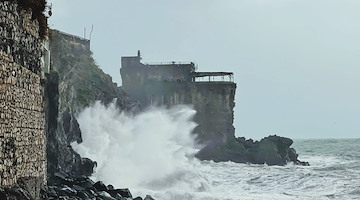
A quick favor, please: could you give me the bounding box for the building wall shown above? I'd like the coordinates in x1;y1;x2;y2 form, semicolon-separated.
121;54;236;145
0;1;46;198
121;56;194;98
142;81;236;143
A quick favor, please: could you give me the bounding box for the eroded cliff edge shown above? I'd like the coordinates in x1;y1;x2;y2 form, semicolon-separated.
47;30;139;178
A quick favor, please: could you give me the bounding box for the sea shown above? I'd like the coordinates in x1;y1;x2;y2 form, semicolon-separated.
73;103;360;200
198;138;360;200
133;139;360;200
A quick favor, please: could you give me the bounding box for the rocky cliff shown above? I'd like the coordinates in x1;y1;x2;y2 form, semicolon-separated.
47;30;139;178
48;30;307;180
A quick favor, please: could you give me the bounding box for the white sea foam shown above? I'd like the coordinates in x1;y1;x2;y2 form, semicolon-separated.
72;102;213;197
73;102;360;200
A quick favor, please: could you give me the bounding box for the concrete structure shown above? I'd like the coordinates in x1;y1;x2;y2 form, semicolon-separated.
0;1;46;198
121;51;236;143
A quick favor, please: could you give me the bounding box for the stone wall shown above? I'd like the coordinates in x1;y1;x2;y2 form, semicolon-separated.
0;1;43;75
121;55;195;99
0;1;46;199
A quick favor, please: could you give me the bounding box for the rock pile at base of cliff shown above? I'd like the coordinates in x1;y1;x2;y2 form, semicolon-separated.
41;172;155;200
1;172;156;200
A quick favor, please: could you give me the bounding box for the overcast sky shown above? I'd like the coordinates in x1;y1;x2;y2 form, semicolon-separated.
47;0;360;139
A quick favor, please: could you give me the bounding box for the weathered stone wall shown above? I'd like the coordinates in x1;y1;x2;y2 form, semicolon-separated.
141;81;236;143
0;1;46;198
0;1;43;75
121;54;237;145
121;56;195;99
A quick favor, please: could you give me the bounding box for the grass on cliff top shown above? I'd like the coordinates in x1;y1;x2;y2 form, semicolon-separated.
49;29;120;112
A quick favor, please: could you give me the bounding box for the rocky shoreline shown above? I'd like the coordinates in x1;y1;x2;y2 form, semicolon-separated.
1;171;155;200
43;172;153;200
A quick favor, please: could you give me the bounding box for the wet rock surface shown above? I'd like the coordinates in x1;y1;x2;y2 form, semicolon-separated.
0;184;33;200
197;135;309;166
41;172;149;200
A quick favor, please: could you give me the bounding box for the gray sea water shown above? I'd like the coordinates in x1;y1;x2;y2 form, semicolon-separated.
138;139;360;200
210;138;360;200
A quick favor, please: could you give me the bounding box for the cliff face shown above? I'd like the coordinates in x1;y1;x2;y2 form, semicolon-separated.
47;30;139;177
140;81;236;144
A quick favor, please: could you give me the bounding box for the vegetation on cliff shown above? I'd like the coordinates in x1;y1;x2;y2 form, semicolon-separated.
47;29;139;177
49;29;137;114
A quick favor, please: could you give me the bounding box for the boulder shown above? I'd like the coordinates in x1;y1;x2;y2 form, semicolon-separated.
197;135;309;166
144;195;156;200
93;181;108;192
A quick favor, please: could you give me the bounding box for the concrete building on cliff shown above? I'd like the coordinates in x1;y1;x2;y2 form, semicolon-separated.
121;51;236;143
0;1;48;198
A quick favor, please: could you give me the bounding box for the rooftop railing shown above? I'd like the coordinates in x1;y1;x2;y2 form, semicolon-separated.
192;72;234;82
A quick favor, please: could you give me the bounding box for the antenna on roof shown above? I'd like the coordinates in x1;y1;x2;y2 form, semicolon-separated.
89;25;94;41
137;50;142;60
84;27;86;39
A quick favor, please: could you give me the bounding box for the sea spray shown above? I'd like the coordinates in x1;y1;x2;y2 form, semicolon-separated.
71;101;211;197
71;102;360;199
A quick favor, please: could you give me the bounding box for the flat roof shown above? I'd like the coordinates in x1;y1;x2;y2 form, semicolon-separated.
191;72;233;77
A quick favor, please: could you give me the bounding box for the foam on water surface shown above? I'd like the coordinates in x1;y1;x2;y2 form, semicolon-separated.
73;103;360;200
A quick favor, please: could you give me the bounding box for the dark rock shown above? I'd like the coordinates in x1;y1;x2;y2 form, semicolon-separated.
288;147;298;162
0;185;33;200
134;197;143;200
298;160;310;166
41;175;137;200
79;158;96;177
98;191;116;200
93;181;108;192
59;185;77;196
197;135;308;166
62;108;82;143
107;190;123;200
46;186;58;197
76;191;90;199
144;195;156;200
110;188;132;198
79;180;94;190
73;185;86;192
